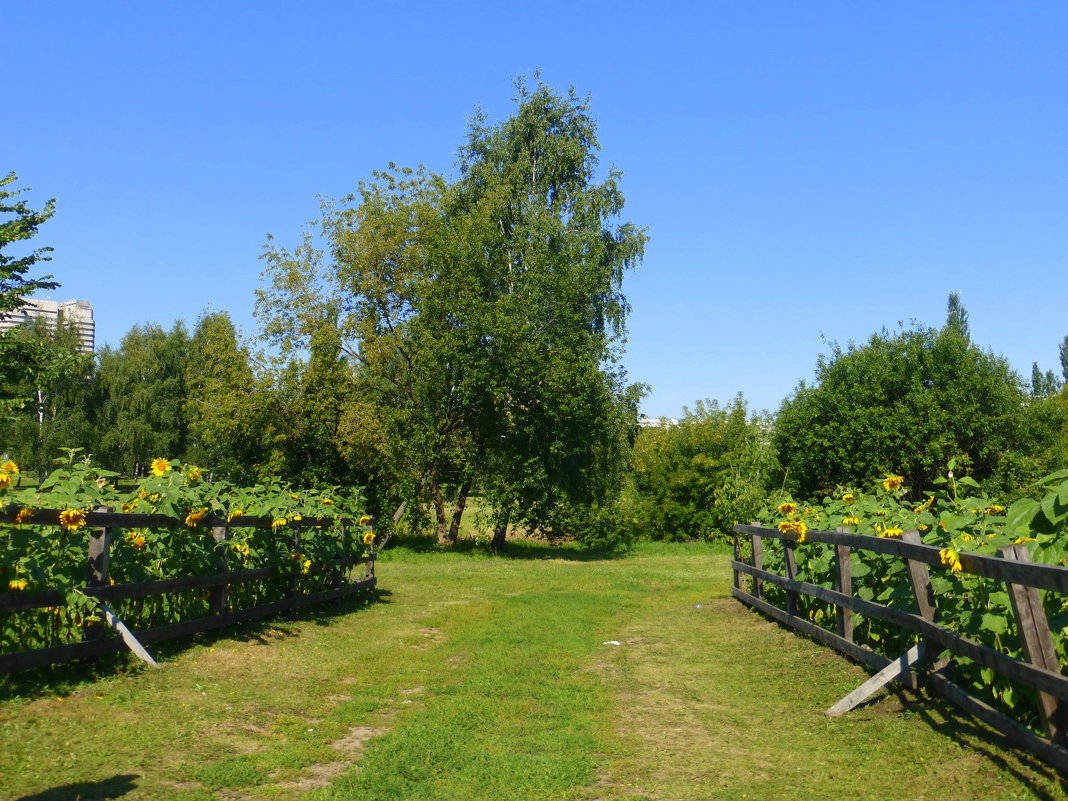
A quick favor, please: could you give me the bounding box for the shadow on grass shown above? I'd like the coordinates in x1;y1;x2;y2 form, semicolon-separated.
0;585;387;702
14;773;139;800
380;533;632;562
889;685;1068;800
737;600;1068;797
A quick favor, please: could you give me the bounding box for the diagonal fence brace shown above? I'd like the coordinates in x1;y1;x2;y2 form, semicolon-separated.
824;642;925;718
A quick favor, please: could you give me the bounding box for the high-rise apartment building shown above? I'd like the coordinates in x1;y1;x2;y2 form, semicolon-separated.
0;298;95;353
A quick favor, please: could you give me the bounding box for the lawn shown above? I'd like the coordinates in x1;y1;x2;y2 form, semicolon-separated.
1;540;1065;800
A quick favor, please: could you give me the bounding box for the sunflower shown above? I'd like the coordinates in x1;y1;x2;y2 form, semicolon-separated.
150;457;171;477
882;475;905;492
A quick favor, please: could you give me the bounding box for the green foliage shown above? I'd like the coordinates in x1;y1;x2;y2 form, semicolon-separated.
95;322;191;475
627;396;777;541
0;172;59;319
775;324;1035;500
257;80;645;546
184;311;265;482
0;316;97;477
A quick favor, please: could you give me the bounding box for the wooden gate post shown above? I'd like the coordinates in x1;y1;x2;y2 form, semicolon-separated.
783;537;799;618
84;506;113;640
834;527;854;643
750;522;763;600
332;524;347;592
210;525;229;615
999;543;1068;743
900;529;945;678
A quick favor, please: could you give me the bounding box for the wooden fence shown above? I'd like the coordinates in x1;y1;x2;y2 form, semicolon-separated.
0;507;376;674
732;522;1068;773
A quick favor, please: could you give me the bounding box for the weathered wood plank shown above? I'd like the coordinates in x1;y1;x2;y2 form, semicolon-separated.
833;529;853;643
732;559;1068;701
825;643;925;718
99;601;159;668
0;558;371;611
733;524;1068;593
1000;543;1068;743
210;525;229;616
783;540;799;617
0;508;357;531
927;670;1068;775
731;586;900;677
751;526;763;599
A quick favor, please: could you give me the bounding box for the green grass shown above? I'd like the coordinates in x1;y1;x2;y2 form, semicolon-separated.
1;540;1065;800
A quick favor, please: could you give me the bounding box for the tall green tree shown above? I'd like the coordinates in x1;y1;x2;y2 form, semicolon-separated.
1060;334;1068;383
257;80;646;545
96;323;190;474
775;324;1033;499
184;311;264;480
448;80;646;545
0;315;96;477
0;172;59;319
945;291;970;342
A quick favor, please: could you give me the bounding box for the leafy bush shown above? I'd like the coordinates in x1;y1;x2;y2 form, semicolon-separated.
626;396;777;541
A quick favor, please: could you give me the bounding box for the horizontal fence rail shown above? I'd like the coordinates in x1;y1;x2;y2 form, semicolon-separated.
0;506;376;674
732;522;1068;773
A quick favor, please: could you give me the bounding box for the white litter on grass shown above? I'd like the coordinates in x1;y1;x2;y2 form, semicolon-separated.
602;640;621;646
695;604;703;609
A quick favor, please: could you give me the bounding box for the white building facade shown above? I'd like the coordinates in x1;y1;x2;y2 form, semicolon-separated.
0;298;95;353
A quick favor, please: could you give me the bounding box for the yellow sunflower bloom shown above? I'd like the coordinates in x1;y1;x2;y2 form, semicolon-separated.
882;475;905;492
939;548;963;573
880;528;903;539
1;460;18;474
272;518;288;528
363;531;375;545
358;515;372;526
0;474;10;490
150;457;171;477
841;516;861;526
59;509;87;531
7;579;28;591
187;466;202;482
984;505;1005;515
14;508;35;525
841;493;854;503
185;508;209;527
776;502;797;516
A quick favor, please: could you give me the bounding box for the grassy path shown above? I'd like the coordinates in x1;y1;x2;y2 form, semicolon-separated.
1;542;1065;800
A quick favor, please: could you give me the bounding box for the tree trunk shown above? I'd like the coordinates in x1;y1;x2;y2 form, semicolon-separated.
431;481;449;545
491;509;510;551
446;479;471;545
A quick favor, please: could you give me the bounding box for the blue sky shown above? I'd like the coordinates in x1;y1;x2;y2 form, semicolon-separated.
7;1;1068;417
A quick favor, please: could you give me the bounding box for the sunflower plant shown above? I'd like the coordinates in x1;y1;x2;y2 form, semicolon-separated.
753;469;1068;731
0;451;371;654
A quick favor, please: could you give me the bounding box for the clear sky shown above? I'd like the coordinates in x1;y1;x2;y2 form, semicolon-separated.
8;1;1068;418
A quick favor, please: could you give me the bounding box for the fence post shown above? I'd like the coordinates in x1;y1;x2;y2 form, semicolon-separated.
834;526;853;643
732;536;740;590
84;506;113;640
750;521;763;600
900;529;945;675
999;543;1068;743
783;536;799;618
288;523;301;599
332;524;346;592
210;524;229;615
